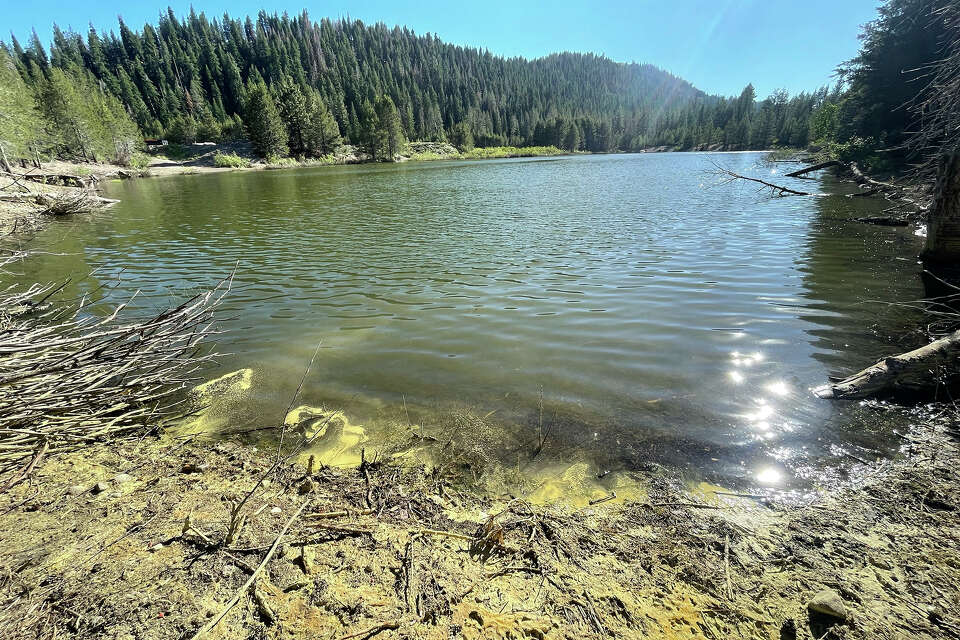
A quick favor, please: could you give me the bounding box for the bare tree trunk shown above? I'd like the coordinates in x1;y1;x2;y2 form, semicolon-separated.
923;153;960;265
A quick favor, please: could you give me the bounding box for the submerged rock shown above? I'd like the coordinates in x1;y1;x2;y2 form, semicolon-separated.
808;589;847;621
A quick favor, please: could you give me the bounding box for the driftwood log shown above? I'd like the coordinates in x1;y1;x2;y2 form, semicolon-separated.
2;172;94;189
814;330;960;399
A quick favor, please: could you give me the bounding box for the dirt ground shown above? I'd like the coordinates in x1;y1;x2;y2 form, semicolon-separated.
0;405;956;640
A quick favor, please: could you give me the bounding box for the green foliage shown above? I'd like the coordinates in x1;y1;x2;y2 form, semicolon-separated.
213;151;251;168
374;95;406;160
273;78;310;156
0;48;41;166
166;115;197;144
243;80;287;159
408;150;461;161
35;65;140;165
448;122;474;152
128;152;151;169
304;91;341;157
460;146;566;159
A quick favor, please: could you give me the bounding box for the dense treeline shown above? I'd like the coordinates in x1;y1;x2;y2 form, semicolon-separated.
808;0;959;173
1;8;829;163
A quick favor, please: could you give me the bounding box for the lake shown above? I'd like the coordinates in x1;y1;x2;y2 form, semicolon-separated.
13;152;927;490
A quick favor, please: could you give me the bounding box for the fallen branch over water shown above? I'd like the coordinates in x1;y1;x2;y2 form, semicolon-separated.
0;273;231;471
712;166;813;196
784;160;841;178
814;329;960;399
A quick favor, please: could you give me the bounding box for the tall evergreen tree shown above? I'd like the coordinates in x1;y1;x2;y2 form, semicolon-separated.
375;95;405;160
243;79;287;158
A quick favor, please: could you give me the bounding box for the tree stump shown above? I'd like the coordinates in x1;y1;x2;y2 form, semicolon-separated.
923;153;960;265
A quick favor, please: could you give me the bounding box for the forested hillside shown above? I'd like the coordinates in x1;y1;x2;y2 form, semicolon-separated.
1;8;825;163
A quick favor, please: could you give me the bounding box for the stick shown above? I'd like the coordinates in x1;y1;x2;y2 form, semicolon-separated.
714;166;812;196
416;528;475;542
305;522;372;536
188;499;310;640
305;508;374;519
784;160;840;178
339;620;401;640
0;440;48;493
724;534;733;600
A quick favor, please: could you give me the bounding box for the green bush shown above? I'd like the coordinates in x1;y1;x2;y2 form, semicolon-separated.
461;146;567;159
213;152;251;168
128;152;151;170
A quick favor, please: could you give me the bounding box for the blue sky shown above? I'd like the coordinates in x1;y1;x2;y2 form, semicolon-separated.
7;0;880;98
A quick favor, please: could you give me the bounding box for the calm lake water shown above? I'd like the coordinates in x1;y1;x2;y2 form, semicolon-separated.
14;152;927;489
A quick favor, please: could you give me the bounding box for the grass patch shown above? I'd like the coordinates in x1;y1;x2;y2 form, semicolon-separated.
213;151;251;168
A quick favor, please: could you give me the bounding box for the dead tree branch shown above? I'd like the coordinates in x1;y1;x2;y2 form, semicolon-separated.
712;165;814;196
0;273;232;471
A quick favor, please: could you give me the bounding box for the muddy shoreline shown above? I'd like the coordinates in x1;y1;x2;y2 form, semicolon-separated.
0;406;957;639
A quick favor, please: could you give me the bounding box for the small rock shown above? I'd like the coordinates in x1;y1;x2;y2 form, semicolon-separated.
148;543;164;552
113;473;134;485
180;462;206;474
91;482;110;495
807;589;847;621
270;506;282;514
67;485;86;496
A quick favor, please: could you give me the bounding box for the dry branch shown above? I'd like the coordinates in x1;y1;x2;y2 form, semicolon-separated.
785;160;841;178
0;274;231;470
713;166;813;196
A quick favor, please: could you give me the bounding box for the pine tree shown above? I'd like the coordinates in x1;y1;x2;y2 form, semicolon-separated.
375;95;405;160
448;121;473;151
243;79;287;158
0;48;41;169
356;98;379;160
304;90;341;156
273;77;309;156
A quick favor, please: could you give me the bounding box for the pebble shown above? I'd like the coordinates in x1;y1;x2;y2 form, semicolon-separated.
807;589;847;621
271;506;282;514
67;485;86;496
113;473;134;484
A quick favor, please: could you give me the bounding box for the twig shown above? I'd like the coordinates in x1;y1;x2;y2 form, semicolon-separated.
188;499;310;640
724;534;733;600
712;164;813;196
339;619;401;640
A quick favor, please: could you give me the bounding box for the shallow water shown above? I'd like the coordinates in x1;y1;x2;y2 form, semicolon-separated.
12;152;927;489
